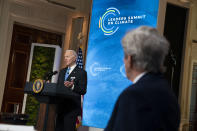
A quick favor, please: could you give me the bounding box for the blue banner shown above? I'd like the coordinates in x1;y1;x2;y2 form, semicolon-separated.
83;0;159;128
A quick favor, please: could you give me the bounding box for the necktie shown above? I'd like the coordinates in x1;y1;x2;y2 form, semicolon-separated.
65;67;70;80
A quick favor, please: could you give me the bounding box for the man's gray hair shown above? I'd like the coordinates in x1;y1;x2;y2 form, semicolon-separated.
122;26;169;73
65;50;78;58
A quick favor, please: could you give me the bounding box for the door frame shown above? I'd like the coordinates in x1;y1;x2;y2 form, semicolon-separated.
22;43;62;113
157;0;193;130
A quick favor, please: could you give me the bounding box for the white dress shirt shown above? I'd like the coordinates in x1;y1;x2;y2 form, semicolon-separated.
133;72;147;84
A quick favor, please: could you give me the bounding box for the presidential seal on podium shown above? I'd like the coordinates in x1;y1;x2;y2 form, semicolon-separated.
32;79;44;93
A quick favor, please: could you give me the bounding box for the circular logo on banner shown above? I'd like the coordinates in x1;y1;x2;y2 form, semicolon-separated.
99;7;120;35
32;79;44;93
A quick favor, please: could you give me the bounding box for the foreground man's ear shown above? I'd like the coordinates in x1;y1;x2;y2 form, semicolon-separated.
128;55;133;69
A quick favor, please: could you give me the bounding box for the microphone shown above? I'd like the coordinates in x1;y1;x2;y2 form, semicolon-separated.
45;71;58;81
48;71;58;76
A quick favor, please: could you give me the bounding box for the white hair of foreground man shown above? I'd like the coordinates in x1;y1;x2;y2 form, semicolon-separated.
122;26;169;73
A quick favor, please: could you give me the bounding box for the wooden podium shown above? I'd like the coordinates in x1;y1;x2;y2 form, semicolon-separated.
25;81;80;131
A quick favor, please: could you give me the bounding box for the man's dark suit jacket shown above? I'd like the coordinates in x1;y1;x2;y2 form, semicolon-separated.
55;66;87;131
105;73;180;131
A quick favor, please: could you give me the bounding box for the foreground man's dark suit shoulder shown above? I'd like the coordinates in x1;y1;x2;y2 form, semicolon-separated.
56;66;87;131
105;73;180;131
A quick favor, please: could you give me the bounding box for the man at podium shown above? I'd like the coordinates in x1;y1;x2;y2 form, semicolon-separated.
55;50;87;131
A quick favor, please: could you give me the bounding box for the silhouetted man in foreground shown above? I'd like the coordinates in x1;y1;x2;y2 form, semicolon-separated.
105;26;180;131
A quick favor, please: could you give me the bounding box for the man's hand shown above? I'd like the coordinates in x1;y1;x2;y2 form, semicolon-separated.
64;80;74;88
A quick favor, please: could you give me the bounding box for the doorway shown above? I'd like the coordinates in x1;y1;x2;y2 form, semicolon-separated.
1;24;62;115
163;3;188;98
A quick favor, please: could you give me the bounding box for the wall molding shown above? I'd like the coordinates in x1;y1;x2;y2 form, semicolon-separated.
0;0;73;110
